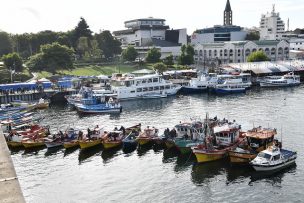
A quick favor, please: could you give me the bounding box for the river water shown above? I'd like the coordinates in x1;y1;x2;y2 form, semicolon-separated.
10;86;304;203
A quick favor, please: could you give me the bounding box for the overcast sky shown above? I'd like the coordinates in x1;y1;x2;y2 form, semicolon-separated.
1;0;303;34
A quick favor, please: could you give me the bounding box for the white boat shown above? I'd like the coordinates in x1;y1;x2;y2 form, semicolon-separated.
250;146;297;172
181;73;218;94
259;72;301;87
214;73;252;94
110;73;181;100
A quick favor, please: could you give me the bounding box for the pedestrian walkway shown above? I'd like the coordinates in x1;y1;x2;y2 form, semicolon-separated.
0;126;25;203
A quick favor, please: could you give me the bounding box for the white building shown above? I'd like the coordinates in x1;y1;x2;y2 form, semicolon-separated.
191;0;247;44
113;17;187;59
260;5;285;40
194;40;289;65
289;38;304;51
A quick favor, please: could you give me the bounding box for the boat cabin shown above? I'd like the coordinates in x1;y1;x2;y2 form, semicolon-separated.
214;122;241;146
245;127;276;152
174;121;204;140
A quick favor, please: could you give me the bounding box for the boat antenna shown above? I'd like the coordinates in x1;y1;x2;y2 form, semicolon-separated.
280;126;283;146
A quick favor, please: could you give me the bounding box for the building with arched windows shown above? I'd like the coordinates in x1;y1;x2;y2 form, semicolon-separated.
194;40;289;65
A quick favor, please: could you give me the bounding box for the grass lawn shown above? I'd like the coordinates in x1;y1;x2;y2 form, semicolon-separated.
35;64;154;79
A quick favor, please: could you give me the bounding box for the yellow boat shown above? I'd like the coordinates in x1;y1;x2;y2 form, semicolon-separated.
79;139;102;149
22;140;45;149
192;147;228;163
137;138;151;146
229;126;277;164
7;141;23;148
103;141;121;150
63;140;79;149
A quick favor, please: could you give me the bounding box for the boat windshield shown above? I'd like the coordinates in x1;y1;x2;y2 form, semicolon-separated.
257;152;271;160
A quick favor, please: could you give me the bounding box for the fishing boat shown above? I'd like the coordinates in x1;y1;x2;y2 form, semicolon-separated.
259;72;301;87
102;130;125;150
173;121;204;154
229;127;277;164
6;133;24;147
63;128;81;149
44;138;63;149
75;97;122;114
0;105;27;114
192;119;242;163
122;124;142;149
180;73;218;94
136;126;159;146
110;73;181;100
78;127;105;150
34;98;49;110
250;146;297;172
22;138;45;149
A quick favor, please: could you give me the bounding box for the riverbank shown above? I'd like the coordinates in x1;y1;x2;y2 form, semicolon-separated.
0;126;25;203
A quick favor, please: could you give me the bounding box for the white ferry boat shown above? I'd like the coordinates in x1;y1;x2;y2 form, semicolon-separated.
213;73;252;94
181;73;218;94
110;74;181;100
259;72;301;87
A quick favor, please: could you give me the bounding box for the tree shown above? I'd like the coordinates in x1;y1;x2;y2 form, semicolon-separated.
90;39;102;59
0;31;13;57
163;54;174;66
146;47;161;63
245;32;260;40
2;52;23;72
247;51;269;62
77;37;90;59
121;46;138;62
178;44;194;65
27;42;74;73
153;62;167;74
95;30;121;60
72;17;93;49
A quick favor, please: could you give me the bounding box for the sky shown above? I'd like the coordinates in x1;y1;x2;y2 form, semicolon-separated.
1;0;304;35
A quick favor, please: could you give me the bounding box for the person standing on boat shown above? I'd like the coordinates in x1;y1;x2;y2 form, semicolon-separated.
119;126;126;135
87;128;91;140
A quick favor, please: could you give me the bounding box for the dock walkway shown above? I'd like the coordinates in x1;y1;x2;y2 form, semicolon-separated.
0;126;25;203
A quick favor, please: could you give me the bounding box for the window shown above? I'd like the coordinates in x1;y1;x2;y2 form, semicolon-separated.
160;86;164;90
273;154;280;161
148;87;153;91
153;78;158;82
130;90;135;93
165;85;170;89
137;88;142;92
154;86;159;90
142;80;146;83
143;87;148;92
148;79;152;83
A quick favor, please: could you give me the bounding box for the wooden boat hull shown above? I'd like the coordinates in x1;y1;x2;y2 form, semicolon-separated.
63;141;79;149
193;149;227;163
103;141;121;150
229;151;256;164
122;140;137;149
137;138;151;146
22;141;45;149
79;140;102;149
35;103;49;110
7;141;23;148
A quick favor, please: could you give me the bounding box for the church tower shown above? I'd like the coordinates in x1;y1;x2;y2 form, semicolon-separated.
224;0;232;26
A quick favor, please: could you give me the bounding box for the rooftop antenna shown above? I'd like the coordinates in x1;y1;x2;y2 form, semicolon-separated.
272;4;275;13
287;18;290;32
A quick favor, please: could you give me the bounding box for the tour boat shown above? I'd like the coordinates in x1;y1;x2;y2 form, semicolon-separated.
192;120;242;163
180;73;218;94
229;127;278;164
79;127;105;150
213;74;251;94
102;130;125;150
110;73;181;100
259;72;301;87
136;126;159;146
250;146;297;172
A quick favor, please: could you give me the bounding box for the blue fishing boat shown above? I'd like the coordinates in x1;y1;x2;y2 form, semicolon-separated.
0;105;27;114
122;131;139;149
75;97;122;114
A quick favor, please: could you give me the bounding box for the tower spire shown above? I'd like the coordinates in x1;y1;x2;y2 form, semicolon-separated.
224;0;233;26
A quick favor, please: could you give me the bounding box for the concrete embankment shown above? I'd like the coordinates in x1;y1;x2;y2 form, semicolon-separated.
0;127;25;203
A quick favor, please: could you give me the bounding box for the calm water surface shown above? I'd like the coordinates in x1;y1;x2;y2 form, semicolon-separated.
11;86;304;203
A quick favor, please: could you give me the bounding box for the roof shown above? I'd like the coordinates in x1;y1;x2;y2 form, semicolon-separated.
132;69;155;74
125;18;165;24
152;38;180;47
254;40;281;46
225;0;232;11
